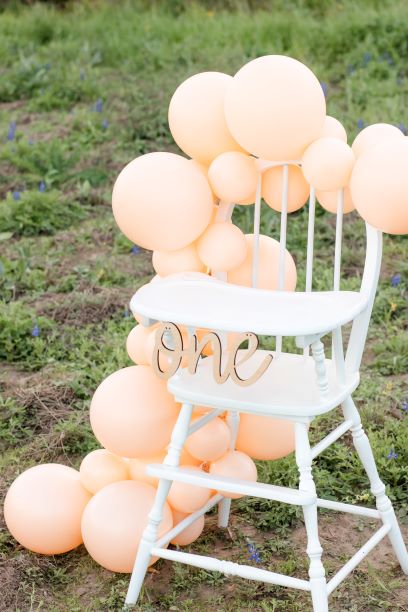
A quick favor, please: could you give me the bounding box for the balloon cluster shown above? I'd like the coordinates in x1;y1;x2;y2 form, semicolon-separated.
4;54;408;574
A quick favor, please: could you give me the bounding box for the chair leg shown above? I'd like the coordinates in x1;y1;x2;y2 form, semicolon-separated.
125;402;194;606
218;411;240;528
342;396;408;574
295;422;328;612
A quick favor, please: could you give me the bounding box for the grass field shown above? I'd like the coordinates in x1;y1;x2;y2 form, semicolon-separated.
0;1;407;610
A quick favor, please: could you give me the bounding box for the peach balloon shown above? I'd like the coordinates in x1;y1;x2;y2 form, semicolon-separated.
129;448;200;487
228;234;297;291
349;139;408;234
169;72;244;166
262;164;309;212
81;480;172;572
167;466;212;513
4;464;91;555
90;365;179;458
208;152;258;203
189;159;217;204
171;510;205;546
197;222;247;272
185;416;231;462
126;324;156;365
224;55;326;160
209;450;257;499
322;116;347;142
152;244;205;277
352;123;404;158
316;186;355;214
112;152;213;251
79;449;128;495
236;414;295;460
302;137;355;191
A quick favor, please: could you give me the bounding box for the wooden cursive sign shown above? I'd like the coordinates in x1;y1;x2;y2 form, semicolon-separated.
152;322;273;387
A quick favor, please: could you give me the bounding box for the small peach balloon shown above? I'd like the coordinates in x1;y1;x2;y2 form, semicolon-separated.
185;416;231;462
81;480;172;572
169;72;244;166
153;244;206;277
167;466;212;513
236;414;295;460
228;234;297;291
112;152;213;251
322;116;347;142
209;450;257;499
316;186;355;214
352;123;404;158
349;139;408;234
4;464;91;555
90;365;179;458
126;324;156;365
302;137;355;191
80;450;129;495
224;55;326;160
262;164;309;212
129;448;200;487
197;222;247;272
208;152;258;204
171;510;205;546
190;159;218;203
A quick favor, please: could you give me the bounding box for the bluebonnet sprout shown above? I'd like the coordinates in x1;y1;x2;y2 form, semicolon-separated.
357;119;364;131
12;191;21;201
397;123;406;135
95;99;103;113
101;119;109;130
124;309;130;318
39;181;46;193
31;324;40;338
247;542;262;564
391;273;401;287
387;449;398;460
363;52;372;67
7;121;16;141
320;82;328;98
402;400;408;413
131;245;140;255
380;52;394;66
44;62;51;70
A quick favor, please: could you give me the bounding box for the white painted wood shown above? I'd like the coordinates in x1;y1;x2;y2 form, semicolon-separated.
218;411;240;528
150;547;311;591
316;498;380;520
251;174;262;288
333;189;344;292
147;463;316;506
304;186;316;357
327;524;391;595
311;340;329;398
187;408;224;435
311;419;353;459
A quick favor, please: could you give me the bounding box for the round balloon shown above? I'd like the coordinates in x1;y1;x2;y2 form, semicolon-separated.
126;324;155;365
80;450;129;494
197;222;248;272
316;186;355;214
4;464;91;555
90;365;179;458
112;152;213;251
189;159;218;203
185;416;231;462
262;164;309;212
209;450;257;499
302;137;355;191
128;448;200;487
236;414;295;460
228;234;297;291
167;466;212;513
169;72;244;165
224;55;326;160
352;123;404;158
171;510;205;546
152;244;206;277
322;116;347;142
81;480;172;572
349;138;408;234
208;152;258;203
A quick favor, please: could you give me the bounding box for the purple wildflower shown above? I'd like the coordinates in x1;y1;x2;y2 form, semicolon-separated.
402;400;408;413
31;324;40;338
7;121;16;141
12;191;21;201
39;181;46;193
363;52;372;67
247;543;262;564
320;82;328;98
357;119;364;131
131;245;140;255
101;119;109;130
391;273;401;287
387;449;398;460
95;99;103;113
124;309;130;318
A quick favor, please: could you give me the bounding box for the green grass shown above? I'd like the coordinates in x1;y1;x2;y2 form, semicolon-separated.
0;1;407;610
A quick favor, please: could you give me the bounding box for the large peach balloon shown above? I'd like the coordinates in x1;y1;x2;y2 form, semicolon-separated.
80;450;129;495
224;55;326;160
352;123;404;158
4;464;91;555
169;72;244;165
167;466;212;513
152;244;206;277
90;366;179;458
81;480;172;572
322;116;347;142
126;324;155;365
208;152;258;203
112;152;213;251
189;159;218;204
262;164;309;212
349;139;408;234
171;510;205;546
185;416;231;462
302;137;355;191
129;448;200;487
316;186;355;214
228;234;297;290
209;450;257;499
197;222;248;272
236;414;295;460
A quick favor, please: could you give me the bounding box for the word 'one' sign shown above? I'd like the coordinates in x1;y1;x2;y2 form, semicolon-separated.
152;322;273;387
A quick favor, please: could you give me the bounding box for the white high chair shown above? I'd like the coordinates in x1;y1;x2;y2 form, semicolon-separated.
125;161;408;611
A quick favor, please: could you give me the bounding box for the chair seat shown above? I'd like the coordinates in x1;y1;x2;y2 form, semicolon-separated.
130;273;368;337
168;350;359;418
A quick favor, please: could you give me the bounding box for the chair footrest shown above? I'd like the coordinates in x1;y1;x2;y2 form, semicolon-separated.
146;464;316;506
